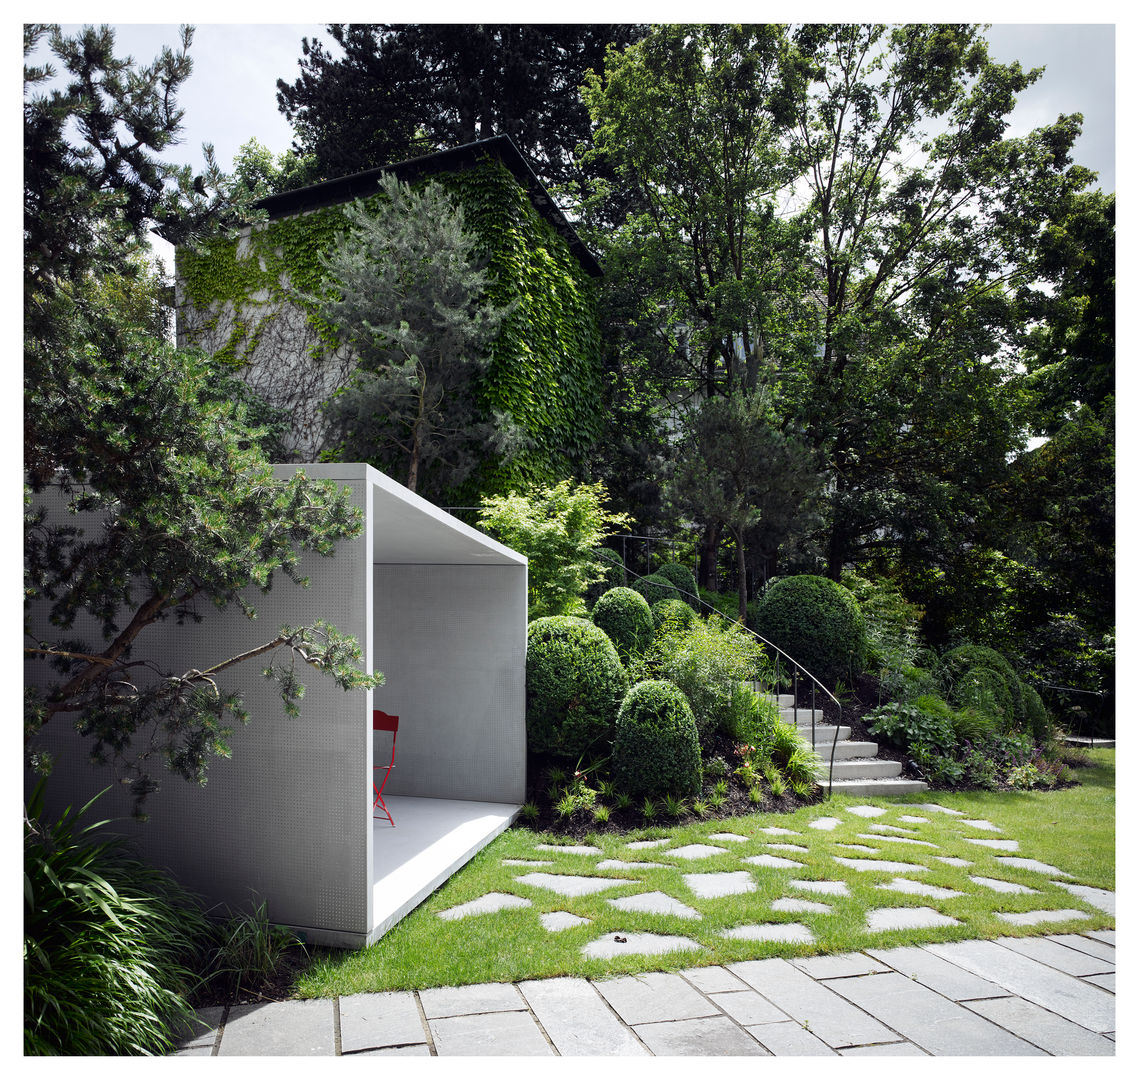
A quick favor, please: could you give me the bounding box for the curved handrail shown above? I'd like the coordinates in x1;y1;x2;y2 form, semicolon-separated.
616;569;842;797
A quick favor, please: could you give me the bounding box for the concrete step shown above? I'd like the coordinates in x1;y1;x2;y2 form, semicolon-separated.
781;707;825;725
818;758;903;780
821;777;929;796
797;724;851;744
821;740;880;761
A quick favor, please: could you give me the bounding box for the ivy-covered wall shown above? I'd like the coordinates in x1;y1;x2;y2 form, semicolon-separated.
176;156;604;499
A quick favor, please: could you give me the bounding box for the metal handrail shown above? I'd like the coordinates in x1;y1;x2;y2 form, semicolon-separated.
619;569;842;797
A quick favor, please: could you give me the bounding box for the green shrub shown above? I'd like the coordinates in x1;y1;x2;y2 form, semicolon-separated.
591;587;654;660
203;901;303;999
892;664;940;703
612;680;702;800
525;617;629;758
949;704;1000;744
651;597;697;633
841;571;922;682
864;702;955;752
753;575;868;689
1022;684;1054;743
653;561;699;606
939;644;1025;726
24;783;209;1055
909;742;966;787
631;572;681;608
722;681;781;753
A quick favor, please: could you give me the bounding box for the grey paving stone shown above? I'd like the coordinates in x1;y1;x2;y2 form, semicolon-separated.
846;804;888;817
766;842;810;852
627;838;670;849
868;944;1010;1001
514;872;634;896
172;1044;214;1056
772;896;832;914
540;910;590;932
835;844;879;852
934;856;972;866
339;991;426;1053
728;958;898;1048
172;1005;223;1050
963;836;1019;850
808;817;842;830
926;939;1116;1032
996;934;1114;976
858;833;939;848
709;989;789;1025
867;822;918;834
995;856;1071;877
790;953;891;979
996;908;1092;926
608;890;701;918
722;922;815;943
898;815;929;824
747;1020;837;1055
219;999;335;1056
581;931;703;959
908;803;964;815
596;858;668;870
1051;932;1116;961
828;971;1044;1056
635;1016;768;1055
535;843;602;855
789;878;850;896
840;1041;928;1056
744;853;804;869
964;996;1116;1055
680;965;748;993
429;1010;552;1056
1085;929;1116;946
969;875;1038;894
518;977;648;1056
876;877;962;899
707;831;749;843
437;891;532;920
1086;973;1116;993
351;1045;432;1056
593;971;719;1025
1051;881;1116;914
683;870;756;898
761;826;802;835
501;859;553;866
419;981;524;1019
960;818;1001;831
834;857;930;873
866;906;960;931
667;843;729;860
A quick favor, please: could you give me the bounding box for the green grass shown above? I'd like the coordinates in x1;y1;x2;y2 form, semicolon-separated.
296;751;1114;998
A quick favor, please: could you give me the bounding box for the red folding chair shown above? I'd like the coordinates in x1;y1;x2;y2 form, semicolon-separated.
372;710;399;826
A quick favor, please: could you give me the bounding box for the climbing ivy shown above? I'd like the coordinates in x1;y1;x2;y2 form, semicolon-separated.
176;156;604;499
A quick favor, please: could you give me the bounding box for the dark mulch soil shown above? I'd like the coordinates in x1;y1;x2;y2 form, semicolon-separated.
191;944;316;1008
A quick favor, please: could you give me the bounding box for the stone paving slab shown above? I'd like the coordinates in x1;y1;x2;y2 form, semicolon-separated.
708;988;789;1025
429;1009;553;1055
963;836;1019;850
859;833;938;847
934;856;972;866
808;817;842;830
840;1041;927;1056
536;844;601;855
635;1015;768;1055
876;877;962;899
419;981;524;1019
352;1044;432;1056
790;878;850;896
897;815;929;824
772;896;831;914
995;934;1114;976
760;826;802;835
514;872;634;896
540;910;590;932
744;853;804;869
846;805;888;817
996;908;1092;926
339;991;426;1053
969;874;1038;894
518;977;649;1056
960;818;1001;831
722;922;814;943
627;838;670;849
866;945;1012;1001
963;995;1116;1055
908;803;964;815
1086;973;1116;993
1051;881;1115;914
995;856;1071;877
608;890;701;918
502;859;553;866
437;892;532;920
219;999;335;1056
707;831;749;843
836;843;879;852
867;822;918;834
172;1006;223;1052
683;870;756;898
1085;929;1115;946
1050;932;1115;962
828;971;1045;1056
866;906;960;931
834;857;930;873
766;842;810;852
667;843;729;860
790;953;891;979
596;858;668;870
593;971;718;1025
926;939;1116;1033
581;932;703;959
747;1020;837;1055
680;965;749;993
728;958;898;1048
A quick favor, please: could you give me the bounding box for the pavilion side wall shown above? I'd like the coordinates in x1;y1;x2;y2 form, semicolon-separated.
373;563;527;804
24;477;374;944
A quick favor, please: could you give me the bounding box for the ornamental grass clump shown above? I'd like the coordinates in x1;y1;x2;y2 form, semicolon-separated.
591;586;654;660
612;680;702;800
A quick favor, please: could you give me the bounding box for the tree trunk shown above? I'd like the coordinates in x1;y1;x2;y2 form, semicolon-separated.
735;528;748;624
697;520;721;591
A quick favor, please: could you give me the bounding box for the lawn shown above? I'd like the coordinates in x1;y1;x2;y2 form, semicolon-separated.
296;750;1114;997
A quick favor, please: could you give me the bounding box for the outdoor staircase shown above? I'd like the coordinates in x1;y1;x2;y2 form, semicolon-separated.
761;691;929;797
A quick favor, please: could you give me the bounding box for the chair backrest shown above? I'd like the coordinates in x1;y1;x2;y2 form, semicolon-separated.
373;709;399;733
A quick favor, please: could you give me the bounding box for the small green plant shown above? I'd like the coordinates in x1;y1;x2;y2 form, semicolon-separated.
748;784;764;804
663;793;688;819
597;779;617;799
1006;762;1044;790
712;778;729;798
865;702;955;752
704;757;728;782
766;771;787;797
692;798;709;817
546;783;562;803
789;777;814;800
547;766;567;785
592;804;611;824
708;791;727;811
615;791;634;811
204;899;303;999
641;797;658;820
520;802;540;821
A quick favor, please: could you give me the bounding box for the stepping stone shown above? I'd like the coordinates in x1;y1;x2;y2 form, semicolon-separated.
627;838;670;849
540;911;591;932
772;896;832;914
963;837;1019;851
960;818;1001;832
597;859;668;870
684;871;756;898
437;893;532;920
766;843;810;852
868;822;918;834
581;932;702;959
969;876;1039;895
867;906;960;931
515;873;634;897
898;815;929;824
608;891;701;918
996;909;1092;926
876;877;963;899
847;805;888;817
996;857;1070;877
859;834;939;848
722;923;815;944
808;817;842;831
760;826;801;836
536;844;602;856
836;844;879;853
502;859;553;867
935;856;972;867
908;803;964;815
744;853;804;869
789;879;850;897
1050;882;1115;915
667;844;728;860
708;832;749;843
834;857;930;873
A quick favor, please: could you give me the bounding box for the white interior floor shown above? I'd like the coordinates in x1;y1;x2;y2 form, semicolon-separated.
371;796;520;942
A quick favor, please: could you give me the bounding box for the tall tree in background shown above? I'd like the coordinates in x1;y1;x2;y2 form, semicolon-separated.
276;24;645;192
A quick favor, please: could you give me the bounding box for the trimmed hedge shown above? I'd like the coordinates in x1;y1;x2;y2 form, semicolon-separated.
651;597;697;633
631;572;680;608
526;617;628;758
753;575;868;689
939;644;1025;728
653;562;699;607
612;680;702;799
591;587;654;660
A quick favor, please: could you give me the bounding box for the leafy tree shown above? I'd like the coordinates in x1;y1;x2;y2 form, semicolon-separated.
24;24;380;812
230;136;320;198
477;481;631;618
313;173;518;499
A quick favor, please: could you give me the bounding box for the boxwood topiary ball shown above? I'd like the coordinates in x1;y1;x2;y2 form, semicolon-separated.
753;575;868;689
651;597;698;633
591;587;654;660
526;616;629;759
612;680;702;800
631;572;680;608
653;562;699;607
